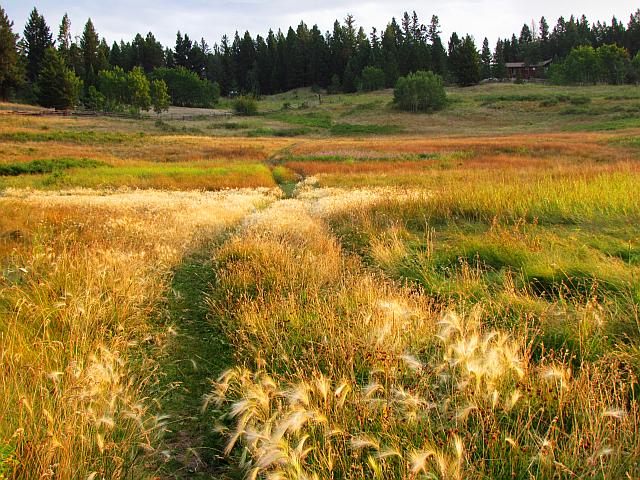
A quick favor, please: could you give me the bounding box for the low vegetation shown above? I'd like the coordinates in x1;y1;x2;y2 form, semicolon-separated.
394;71;447;112
0;80;639;479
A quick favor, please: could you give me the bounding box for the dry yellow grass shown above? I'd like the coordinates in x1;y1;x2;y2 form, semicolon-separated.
0;188;276;478
205;189;640;479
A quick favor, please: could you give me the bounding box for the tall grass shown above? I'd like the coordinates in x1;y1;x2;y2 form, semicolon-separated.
205;196;640;478
0;189;274;478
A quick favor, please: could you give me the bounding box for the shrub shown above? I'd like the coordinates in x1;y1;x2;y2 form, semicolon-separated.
393;71;447;113
360;66;386;92
84;85;105;111
327;74;342;94
233;96;258;116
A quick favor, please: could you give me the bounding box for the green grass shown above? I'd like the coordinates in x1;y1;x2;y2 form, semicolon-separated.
267;111;333;129
0;157;105;176
562;116;640;131
151;251;235;478
0;130;142;144
246;127;311;137
329;123;404;136
0;163;275;190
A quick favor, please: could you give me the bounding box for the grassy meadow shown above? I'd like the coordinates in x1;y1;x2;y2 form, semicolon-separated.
1;83;639;479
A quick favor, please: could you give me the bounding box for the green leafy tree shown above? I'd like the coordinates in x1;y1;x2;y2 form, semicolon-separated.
98;66;128;110
97;66;155;113
360;66;385;91
596;44;629;84
84;85;105;110
152;66;219;107
23;8;53;82
127;66;151;111
562;45;598;84
0;6;23;99
627;52;640;83
393;70;446;112
150;78;170;113
36;47;82;109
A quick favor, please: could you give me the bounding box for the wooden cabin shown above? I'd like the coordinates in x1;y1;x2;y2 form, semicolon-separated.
506;59;552;80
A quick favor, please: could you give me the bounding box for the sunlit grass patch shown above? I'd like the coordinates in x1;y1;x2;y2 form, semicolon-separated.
0;190;274;478
0;162;276;190
0;130;141;144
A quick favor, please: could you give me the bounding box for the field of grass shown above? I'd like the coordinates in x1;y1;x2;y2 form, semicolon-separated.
1;82;639;479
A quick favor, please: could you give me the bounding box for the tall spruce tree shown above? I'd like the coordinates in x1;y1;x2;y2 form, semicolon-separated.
493;39;507;78
429;16;447;76
23;8;53;82
36;47;82;109
381;22;399;86
453;35;481;86
0;6;23;99
481;37;492;78
80;19;100;87
57;14;71;65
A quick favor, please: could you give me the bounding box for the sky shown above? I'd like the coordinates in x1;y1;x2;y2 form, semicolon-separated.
3;0;636;50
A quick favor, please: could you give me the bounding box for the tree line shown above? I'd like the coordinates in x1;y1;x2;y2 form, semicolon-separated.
1;5;640;109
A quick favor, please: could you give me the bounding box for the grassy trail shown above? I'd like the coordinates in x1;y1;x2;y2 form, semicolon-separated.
151;250;234;479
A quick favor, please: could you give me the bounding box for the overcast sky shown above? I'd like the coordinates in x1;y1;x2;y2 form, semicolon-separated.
3;1;636;50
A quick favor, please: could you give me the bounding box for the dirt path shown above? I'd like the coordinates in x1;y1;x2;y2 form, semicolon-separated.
151;250;234;479
147;185;395;478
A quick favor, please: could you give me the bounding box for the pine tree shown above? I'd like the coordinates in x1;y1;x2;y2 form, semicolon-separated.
481;37;492;78
36;47;82;109
628;10;640;56
174;32;193;68
381;22;399;86
237;31;256;92
493;39;507;78
57;13;71;65
80;19;100;87
23;8;53;82
428;16;447;76
453;35;481;86
0;6;23;99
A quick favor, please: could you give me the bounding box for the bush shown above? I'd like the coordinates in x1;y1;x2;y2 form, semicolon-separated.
360;66;385;92
233;96;258;116
393;71;447;113
84;85;105;111
327;74;342;94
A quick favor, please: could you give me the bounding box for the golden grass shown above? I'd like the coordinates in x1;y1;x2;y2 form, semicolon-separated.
206;194;640;479
0;189;275;478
